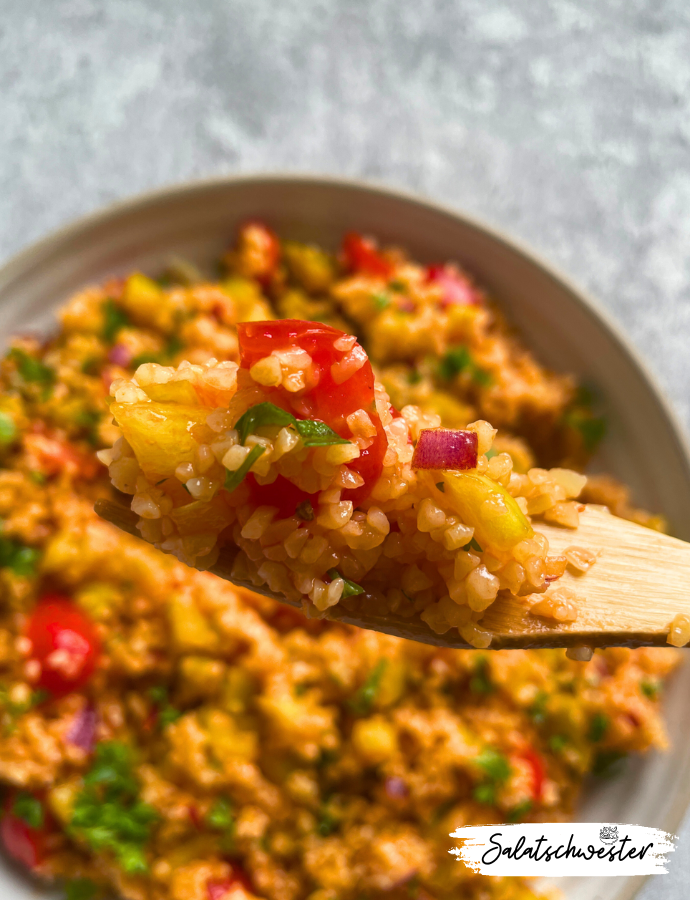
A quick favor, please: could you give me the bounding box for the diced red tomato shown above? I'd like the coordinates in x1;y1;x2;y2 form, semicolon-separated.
23;432;100;480
342;232;393;278
426;264;480;307
27;596;100;697
237;221;281;285
207;866;254;899
247;474;317;521
516;748;545;803
238;321;387;505
1;798;45;870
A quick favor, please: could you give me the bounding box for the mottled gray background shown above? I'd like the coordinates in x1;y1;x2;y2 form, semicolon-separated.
1;0;689;894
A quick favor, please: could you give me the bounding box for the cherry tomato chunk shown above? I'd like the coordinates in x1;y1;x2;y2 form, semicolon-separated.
27;596;100;697
1;799;45;870
342;232;393;278
517;748;545;803
247;474;317;521
236;221;281;285
237;320;387;505
207;866;254;899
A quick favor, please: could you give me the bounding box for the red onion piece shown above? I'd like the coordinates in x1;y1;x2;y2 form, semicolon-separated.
207;880;231;900
427;264;481;307
66;704;98;752
411;429;478;470
108;343;132;367
385;776;409;800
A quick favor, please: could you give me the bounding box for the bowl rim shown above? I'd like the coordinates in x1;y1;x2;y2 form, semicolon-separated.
1;171;689;900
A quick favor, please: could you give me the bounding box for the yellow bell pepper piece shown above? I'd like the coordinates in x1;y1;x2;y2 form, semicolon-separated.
440;471;533;552
141;380;200;405
110;401;208;479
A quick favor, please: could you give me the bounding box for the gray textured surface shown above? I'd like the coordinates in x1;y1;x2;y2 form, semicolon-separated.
1;0;689;894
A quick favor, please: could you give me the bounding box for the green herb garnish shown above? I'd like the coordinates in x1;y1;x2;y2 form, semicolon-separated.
372;292;390;311
9;348;56;399
316;805;340;837
69;741;158;875
437;345;492;387
462;537;482;553
348;660;388;716
102;299;131;344
13;792;43;829
147;686;181;729
0;412;16;446
0;534;41;577
641;677;660;700
529;691;548;726
65;879;98;900
406;369;422;385
588;712;609;743
435;481;445;492
469;657;494;695
472;748;511;806
564;407;607;453
295;500;314;521
548;735;568;753
224;445;265;492
475;748;511;782
327;568;364;598
507;799;533;822
206;797;235;851
234;402;349;448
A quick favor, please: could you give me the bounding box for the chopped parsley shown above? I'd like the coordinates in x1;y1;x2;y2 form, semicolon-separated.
295;500;314;521
406;369;422;385
147;686;181;729
206;796;235;850
472;748;511;806
548;735;568;753
102;299;131;344
316;803;341;836
233;402;349;448
485;447;498;460
13;792;43;829
224;445;265;492
507;799;533;822
437;345;492;387
74;408;101;446
469;657;494;695
588;712;609;743
348;660;388;716
528;690;548;726
0;411;16;445
69;741;158;875
564;407;607;453
462;537;482;553
372;292;390;311
65;879;98;900
641;677;660;700
0;533;41;577
9;348;56;399
327;568;364;598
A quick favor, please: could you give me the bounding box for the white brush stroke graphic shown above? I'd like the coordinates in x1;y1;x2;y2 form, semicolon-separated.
450;823;676;876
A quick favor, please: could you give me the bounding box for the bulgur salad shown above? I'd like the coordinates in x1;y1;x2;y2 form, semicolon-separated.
0;222;680;900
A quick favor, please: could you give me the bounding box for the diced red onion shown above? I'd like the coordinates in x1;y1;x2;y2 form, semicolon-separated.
385;776;409;800
66;703;98;752
108;343;132;367
411;429;478;470
427;264;480;307
207;880;232;900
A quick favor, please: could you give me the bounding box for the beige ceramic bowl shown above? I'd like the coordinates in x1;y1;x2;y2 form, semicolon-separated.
0;175;688;900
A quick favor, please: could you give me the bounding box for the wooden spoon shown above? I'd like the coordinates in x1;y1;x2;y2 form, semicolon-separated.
95;499;690;651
